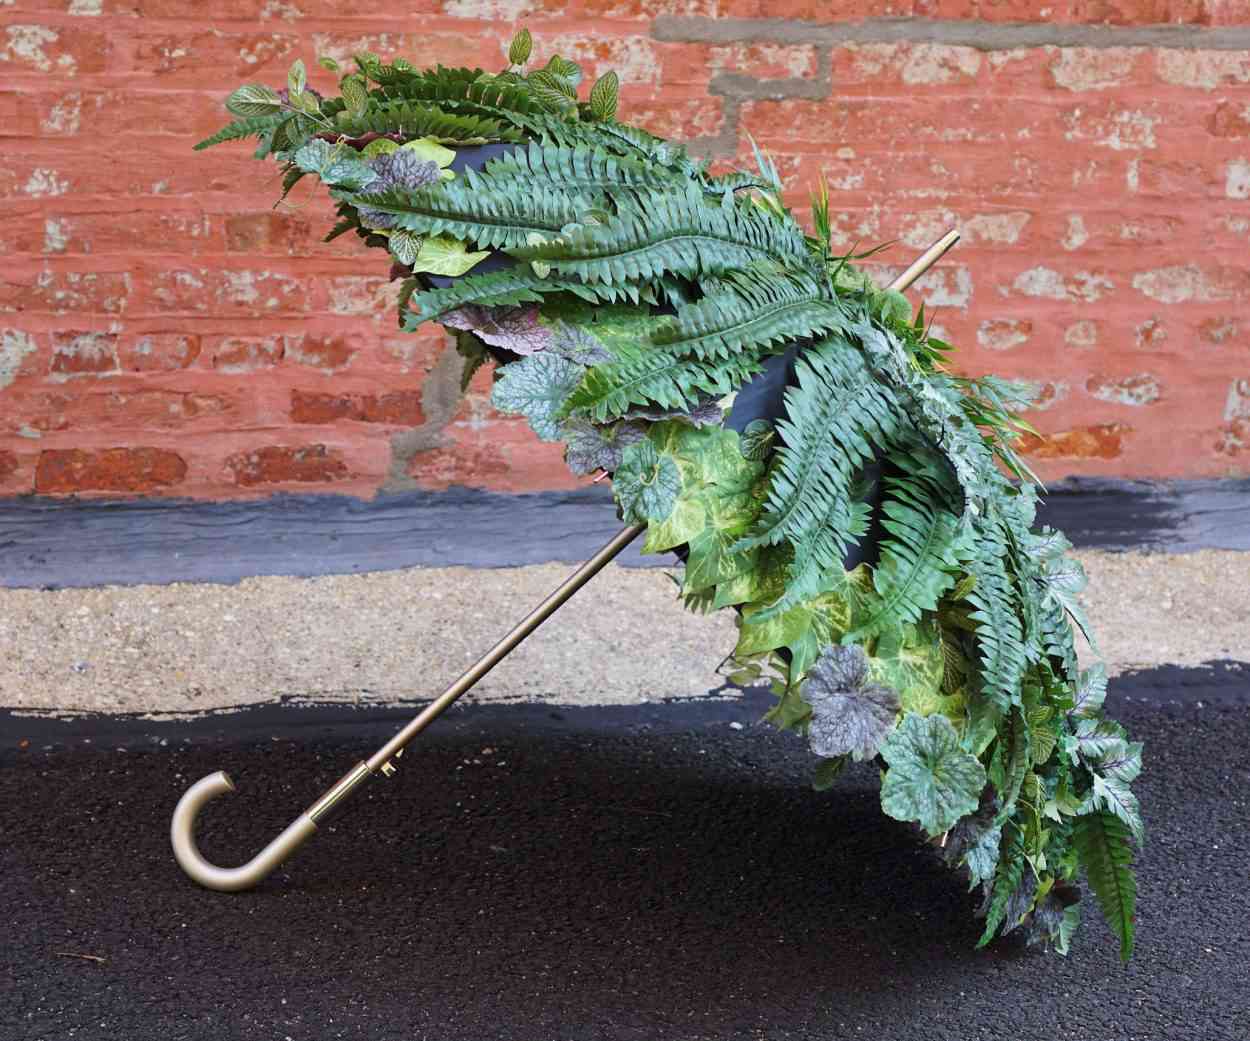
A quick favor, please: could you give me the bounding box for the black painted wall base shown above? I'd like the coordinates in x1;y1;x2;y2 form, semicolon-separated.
1;477;1247;590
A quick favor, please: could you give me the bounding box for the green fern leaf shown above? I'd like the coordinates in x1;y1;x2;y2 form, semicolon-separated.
509;186;808;285
1074;810;1137;961
193;115;284;151
964;514;1030;709
470;140;682;196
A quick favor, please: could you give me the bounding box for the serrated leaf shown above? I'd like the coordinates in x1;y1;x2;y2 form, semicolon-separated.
880;713;987;836
288;59;307;97
410;235;491;277
1090;773;1145;845
562;419;646;476
1069;664;1107;720
802;645;900;762
225;83;283;117
443;304;553;354
508;28;533;66
614;440;681;524
491;352;584;442
589;70;620;121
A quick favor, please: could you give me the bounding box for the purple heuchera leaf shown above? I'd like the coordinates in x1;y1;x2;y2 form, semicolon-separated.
356;150;441;229
442;305;554;355
563;419;647;476
622;396;724;428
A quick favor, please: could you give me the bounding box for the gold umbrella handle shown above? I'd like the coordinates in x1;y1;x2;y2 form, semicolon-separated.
169;229;961;893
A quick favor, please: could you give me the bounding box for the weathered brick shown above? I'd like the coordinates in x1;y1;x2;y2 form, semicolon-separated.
120;331;201;372
36;446;188;493
0;24;110;77
286;332;359;372
212;334;284;373
1;328;40;388
1019;423;1131;460
226;443;350;486
290;389;424;425
1086;373;1163;406
978;318;1032;351
49;330;120;379
0;450;18;481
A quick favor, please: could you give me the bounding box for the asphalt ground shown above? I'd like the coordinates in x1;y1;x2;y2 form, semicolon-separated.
3;665;1248;1041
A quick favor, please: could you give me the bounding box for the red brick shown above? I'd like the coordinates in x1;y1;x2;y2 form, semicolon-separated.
211;335;284;373
120;331;201;372
224;212;311;254
0;25;111;77
50;330;119;379
1019;423;1132;460
287;333;358;372
226;443;350;486
290;389;424;426
0;450;17;481
36;447;187;493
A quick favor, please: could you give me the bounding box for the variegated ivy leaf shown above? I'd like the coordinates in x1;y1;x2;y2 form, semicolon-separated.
614;441;681;525
491;352;584;442
802;644;900;762
443;304;553;355
880;712;987;837
387;228;423;266
410;235;490;277
562;419;646;476
225;83;283;117
739;419;775;461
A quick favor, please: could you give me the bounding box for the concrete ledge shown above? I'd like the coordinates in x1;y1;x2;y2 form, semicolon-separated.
2;478;1249;591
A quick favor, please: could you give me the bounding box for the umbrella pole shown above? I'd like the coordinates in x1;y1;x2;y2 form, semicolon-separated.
169;230;959;892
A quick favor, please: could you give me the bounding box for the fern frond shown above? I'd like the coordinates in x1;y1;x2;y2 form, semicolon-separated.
470;140;683;196
343;181;600;250
844;447;968;641
701;170;779;194
194;115;284;151
331;101;522;143
402;269;642;326
964;513;1030;709
377;70;541;116
563;342;763;422
510;186;809;285
649;264;845;361
1074;811;1137;961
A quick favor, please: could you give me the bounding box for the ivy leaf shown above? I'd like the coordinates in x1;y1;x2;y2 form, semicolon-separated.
508;28;533;66
387;228;423;266
562;419;646;476
614;440;681;524
740;419;775;461
443;304;554;355
880;713;987;837
491;352;584;441
410;235;491;277
548;321;613;365
802;645;900;762
225;84;283;117
589;70;620;121
287;59;307;98
401;137;457;169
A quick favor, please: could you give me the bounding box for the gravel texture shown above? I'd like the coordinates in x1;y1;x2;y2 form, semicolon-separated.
1;682;1246;1041
1;550;1248;717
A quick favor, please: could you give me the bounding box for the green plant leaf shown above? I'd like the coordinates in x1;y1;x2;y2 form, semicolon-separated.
410;234;491;276
740;419;775;461
491;352;584;441
880;713;987;836
812;755;848;791
341;74;369;114
225;84;283;117
401;137;457;168
387;227;423;266
802;645;900;762
318;56;340;73
613;440;681;525
288;59;307;98
589;70;620;121
508;28;533;66
1074;810;1137;961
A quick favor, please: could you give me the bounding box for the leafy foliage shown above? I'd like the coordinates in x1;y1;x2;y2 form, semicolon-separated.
199;26;1139;960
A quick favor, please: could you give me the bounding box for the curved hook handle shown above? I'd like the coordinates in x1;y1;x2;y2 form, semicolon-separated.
171;764;371;892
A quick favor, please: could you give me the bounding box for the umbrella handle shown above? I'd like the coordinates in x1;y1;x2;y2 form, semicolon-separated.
167;228;961;893
170;762;372;891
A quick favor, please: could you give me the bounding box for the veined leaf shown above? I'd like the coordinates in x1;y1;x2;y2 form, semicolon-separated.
880;712;987;836
1074;810;1137;961
490;352;584;441
614;440;681;524
802;645;900;762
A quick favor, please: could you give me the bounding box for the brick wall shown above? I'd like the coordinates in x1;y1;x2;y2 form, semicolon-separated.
3;1;1250;500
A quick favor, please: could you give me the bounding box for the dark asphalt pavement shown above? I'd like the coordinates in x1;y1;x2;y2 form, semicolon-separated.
2;666;1248;1041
